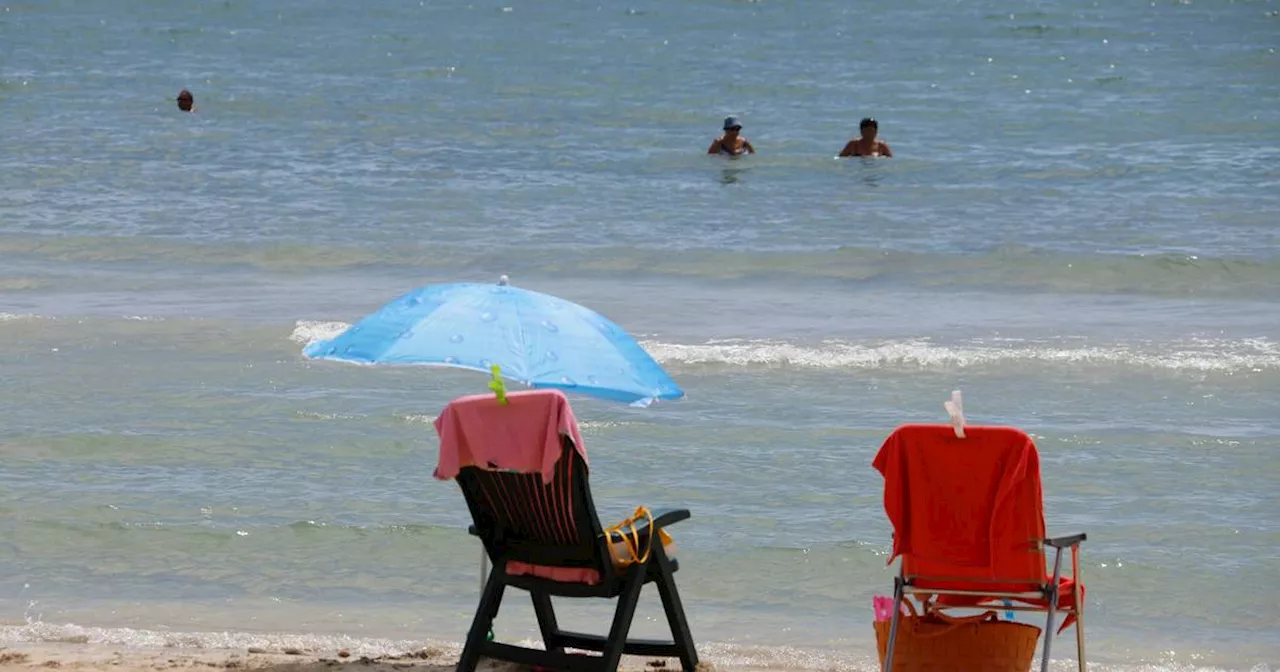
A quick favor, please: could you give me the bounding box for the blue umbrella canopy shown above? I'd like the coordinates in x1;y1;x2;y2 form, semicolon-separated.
303;280;683;406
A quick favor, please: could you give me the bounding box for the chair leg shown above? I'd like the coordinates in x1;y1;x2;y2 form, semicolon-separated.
1074;610;1087;672
884;572;905;672
531;590;564;654
1073;546;1087;672
653;548;698;671
600;565;646;672
885;568;906;670
1040;547;1065;672
457;572;506;672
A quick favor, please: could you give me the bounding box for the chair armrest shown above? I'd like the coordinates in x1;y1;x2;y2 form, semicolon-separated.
1045;533;1086;548
648;508;691;530
602;508;690;543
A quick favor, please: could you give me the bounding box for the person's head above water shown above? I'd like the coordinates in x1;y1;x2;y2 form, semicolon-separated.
860;117;878;138
838;117;892;157
709;115;755;155
176;89;194;112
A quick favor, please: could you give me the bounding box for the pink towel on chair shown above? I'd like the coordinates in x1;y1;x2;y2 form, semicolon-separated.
433;389;587;484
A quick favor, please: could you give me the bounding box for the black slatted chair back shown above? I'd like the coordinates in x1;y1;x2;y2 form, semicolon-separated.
456;438;616;584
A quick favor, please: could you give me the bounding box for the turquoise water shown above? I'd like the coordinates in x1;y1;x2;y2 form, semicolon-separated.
1;0;1278;669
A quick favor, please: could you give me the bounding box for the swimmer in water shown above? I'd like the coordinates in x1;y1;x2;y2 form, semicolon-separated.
176;89;195;112
839;117;892;158
708;116;755;156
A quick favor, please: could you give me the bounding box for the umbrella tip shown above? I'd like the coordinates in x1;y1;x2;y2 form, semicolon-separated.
498;274;510;286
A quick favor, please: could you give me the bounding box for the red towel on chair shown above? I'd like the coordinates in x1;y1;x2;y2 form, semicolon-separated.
874;424;1083;632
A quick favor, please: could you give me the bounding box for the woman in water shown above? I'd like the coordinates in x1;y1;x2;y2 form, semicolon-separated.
839;117;892;157
708;116;755;156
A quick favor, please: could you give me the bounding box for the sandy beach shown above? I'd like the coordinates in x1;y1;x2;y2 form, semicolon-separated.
0;634;834;670
0;643;524;672
0;643;781;672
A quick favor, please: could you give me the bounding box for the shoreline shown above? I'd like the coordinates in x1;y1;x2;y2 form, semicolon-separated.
0;641;810;672
3;622;1276;672
0;620;866;672
0;643;497;672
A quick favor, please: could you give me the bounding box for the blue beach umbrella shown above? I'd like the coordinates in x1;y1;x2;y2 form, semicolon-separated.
303;278;683;406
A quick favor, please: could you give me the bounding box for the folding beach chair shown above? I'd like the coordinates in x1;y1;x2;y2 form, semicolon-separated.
874;424;1087;672
433;389;698;672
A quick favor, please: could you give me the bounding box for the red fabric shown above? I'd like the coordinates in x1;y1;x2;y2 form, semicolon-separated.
873;424;1083;631
433;389;587;484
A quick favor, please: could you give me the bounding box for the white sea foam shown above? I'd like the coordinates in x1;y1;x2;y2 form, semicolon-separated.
294;410;368;421
0;277;44;291
0;621;442;659
290;321;1280;374
290;320;350;345
643;338;1280;373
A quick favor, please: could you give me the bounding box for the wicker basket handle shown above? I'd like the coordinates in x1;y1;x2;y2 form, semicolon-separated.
931;610;1000;626
911;608;1000;639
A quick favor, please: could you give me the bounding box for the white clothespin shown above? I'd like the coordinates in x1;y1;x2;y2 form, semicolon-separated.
944;389;966;438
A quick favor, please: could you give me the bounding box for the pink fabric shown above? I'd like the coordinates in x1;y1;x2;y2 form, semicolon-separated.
509;527;674;585
433;389;587;484
872;596;899;622
434;388;598;584
506;563;602;585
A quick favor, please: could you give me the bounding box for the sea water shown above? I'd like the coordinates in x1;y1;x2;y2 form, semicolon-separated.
1;0;1277;669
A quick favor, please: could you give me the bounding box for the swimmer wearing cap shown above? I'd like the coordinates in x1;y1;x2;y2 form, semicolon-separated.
708;116;756;156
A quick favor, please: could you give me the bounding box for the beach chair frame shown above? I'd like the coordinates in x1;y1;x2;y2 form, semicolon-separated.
884;533;1088;672
452;438;698;672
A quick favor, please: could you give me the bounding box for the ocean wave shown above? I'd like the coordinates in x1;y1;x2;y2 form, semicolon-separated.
291;322;1280;374
397;413;627;433
5;234;1278;299
0;621;439;659
0;277;44;291
289;320;349;345
295;410;369;421
645;338;1280;373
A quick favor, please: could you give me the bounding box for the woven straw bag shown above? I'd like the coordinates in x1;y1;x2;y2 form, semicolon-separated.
874;599;1042;671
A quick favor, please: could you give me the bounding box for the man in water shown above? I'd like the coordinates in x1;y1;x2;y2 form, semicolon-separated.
839;118;892;157
708;116;755;156
176;89;195;112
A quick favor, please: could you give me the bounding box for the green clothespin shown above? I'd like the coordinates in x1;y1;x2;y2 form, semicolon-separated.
489;364;508;405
